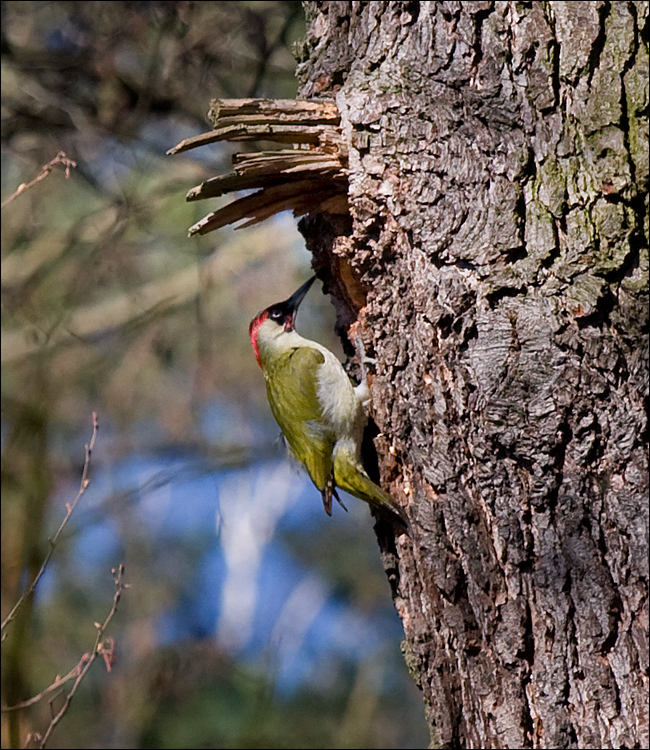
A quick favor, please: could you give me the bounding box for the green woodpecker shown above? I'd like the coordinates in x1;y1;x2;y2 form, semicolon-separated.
249;276;408;527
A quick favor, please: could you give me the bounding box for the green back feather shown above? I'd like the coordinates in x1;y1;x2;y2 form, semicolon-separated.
265;346;334;491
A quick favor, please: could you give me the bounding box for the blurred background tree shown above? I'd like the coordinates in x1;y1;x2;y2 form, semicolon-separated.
1;2;428;747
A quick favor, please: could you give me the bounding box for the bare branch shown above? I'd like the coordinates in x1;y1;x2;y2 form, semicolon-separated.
34;565;128;749
1;662;86;712
22;732;42;749
1;152;77;209
2;565;127;750
1;412;99;638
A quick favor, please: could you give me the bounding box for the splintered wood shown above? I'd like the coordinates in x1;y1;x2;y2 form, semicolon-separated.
168;98;349;235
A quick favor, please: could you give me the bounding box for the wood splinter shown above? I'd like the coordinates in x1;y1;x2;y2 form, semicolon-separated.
168;98;349;235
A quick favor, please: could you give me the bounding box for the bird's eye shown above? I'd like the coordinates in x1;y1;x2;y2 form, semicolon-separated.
269;309;283;322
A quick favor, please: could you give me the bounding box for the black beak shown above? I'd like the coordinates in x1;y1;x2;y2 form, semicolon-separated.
284;275;316;314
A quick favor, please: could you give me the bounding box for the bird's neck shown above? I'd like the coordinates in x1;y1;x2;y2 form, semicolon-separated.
255;321;313;369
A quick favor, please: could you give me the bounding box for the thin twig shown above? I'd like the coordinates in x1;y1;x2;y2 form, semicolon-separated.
1;662;85;712
1;152;77;209
36;565;128;749
1;412;99;638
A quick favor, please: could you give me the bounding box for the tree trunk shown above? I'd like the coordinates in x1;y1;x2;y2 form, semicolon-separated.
295;2;649;747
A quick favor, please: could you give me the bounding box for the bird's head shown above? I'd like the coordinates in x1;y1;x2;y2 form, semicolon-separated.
249;275;316;366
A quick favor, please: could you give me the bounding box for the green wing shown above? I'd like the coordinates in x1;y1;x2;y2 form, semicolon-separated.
265;346;335;491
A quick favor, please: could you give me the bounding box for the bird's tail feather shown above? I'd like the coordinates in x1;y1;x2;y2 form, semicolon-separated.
333;445;409;530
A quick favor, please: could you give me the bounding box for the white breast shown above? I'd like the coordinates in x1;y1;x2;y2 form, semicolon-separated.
315;346;365;436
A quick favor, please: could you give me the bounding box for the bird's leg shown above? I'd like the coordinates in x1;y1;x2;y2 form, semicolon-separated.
352;331;376;407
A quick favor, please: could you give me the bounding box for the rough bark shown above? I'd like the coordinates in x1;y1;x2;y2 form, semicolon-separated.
295;2;649;748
